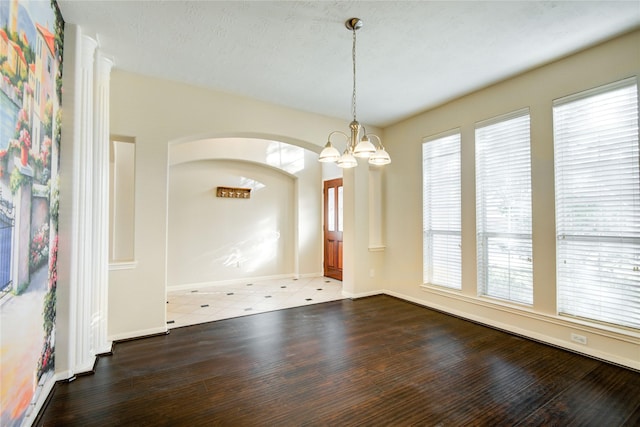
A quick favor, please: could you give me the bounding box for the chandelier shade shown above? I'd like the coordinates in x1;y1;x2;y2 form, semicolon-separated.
364;134;391;165
369;146;392;165
318;18;391;168
337;150;358;168
318;141;341;162
353;135;377;158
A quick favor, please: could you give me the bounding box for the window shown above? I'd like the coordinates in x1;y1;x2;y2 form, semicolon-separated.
423;131;461;289
553;78;639;329
476;110;532;304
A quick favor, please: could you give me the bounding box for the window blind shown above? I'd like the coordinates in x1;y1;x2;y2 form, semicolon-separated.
553;78;640;329
476;110;533;304
423;131;461;289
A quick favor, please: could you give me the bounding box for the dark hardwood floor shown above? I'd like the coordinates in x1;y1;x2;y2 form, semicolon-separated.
38;295;640;426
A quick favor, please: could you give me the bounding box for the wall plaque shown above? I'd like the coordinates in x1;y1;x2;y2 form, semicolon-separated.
216;186;251;199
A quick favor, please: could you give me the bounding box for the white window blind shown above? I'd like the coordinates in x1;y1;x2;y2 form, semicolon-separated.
423;131;461;289
553;78;640;330
476;110;533;304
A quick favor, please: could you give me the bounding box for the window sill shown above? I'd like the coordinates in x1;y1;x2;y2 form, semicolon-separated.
419;283;640;343
109;261;138;271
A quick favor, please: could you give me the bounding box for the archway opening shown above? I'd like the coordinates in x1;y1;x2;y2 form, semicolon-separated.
165;136;344;327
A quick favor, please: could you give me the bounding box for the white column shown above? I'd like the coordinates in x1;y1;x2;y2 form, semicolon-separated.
368;167;385;250
92;52;113;355
70;33;98;374
341;168;356;296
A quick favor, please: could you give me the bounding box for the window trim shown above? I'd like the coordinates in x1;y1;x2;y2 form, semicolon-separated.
475;108;533;305
422;128;462;290
552;76;639;330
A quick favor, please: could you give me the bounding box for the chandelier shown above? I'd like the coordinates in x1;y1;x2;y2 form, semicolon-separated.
318;18;391;168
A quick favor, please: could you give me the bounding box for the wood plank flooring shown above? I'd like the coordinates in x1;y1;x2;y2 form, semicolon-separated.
38;295;640;426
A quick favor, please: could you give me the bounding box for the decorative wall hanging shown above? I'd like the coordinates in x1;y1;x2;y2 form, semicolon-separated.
216;187;251;199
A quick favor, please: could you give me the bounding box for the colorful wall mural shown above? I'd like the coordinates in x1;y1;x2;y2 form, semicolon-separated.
0;0;63;425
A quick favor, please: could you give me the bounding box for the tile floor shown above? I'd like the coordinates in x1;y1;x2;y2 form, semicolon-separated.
166;276;344;329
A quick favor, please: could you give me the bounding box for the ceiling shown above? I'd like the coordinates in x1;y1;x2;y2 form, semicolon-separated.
57;1;640;128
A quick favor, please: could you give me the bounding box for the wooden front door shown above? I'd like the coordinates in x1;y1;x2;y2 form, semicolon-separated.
323;178;343;281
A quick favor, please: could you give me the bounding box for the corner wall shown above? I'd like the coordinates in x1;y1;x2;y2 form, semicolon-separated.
108;71;382;340
381;30;640;369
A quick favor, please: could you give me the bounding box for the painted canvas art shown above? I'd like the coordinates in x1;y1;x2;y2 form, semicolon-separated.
0;0;63;425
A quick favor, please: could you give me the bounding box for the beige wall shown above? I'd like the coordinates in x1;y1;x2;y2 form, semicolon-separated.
167;137;324;282
109;30;638;368
108;71;382;339
168;158;301;287
382;30;640;369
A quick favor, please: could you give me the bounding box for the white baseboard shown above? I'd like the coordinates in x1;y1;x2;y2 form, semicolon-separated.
384;289;640;371
342;289;384;299
108;325;168;342
298;272;324;279
96;342;114;355
74;359;97;376
167;273;311;292
54;370;75;382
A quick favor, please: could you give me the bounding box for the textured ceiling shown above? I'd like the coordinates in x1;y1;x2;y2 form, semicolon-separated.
57;1;640;127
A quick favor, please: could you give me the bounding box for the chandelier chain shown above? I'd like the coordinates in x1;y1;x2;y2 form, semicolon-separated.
317;18;391;166
352;27;357;122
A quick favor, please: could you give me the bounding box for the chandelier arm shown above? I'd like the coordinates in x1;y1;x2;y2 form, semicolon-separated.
328;130;350;144
365;133;384;148
327;130;351;153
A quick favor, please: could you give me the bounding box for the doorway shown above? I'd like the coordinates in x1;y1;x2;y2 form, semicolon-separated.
323;178;343;281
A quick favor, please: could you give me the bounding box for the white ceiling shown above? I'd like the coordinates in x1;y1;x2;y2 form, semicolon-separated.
57;1;640;127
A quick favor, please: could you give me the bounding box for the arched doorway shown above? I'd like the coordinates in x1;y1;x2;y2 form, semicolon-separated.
165;136;344;327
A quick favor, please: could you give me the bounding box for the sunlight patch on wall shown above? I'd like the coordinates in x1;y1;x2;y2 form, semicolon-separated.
217;230;281;273
238;176;266;192
266;141;305;175
170;138;307;177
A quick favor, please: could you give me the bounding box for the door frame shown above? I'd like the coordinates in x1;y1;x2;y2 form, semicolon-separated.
323;178;343;281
